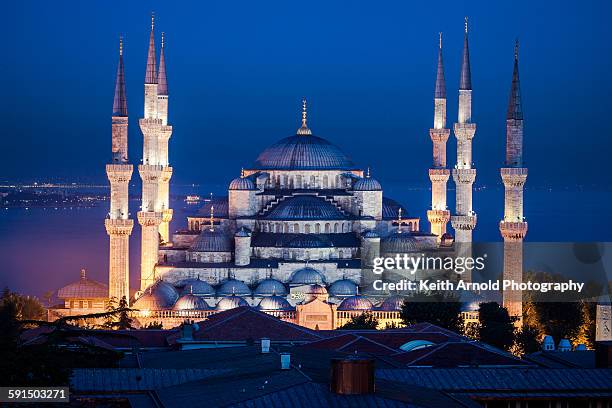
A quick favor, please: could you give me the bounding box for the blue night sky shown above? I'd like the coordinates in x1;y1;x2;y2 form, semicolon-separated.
3;0;611;188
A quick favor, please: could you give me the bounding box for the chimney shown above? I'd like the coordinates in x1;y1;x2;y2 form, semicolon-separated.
280;353;291;370
330;356;375;395
595;342;612;368
261;338;270;353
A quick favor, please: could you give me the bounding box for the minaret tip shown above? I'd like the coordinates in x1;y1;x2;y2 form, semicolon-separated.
210;205;215;231
151;11;155;30
514;38;519;61
464;16;468;34
439;32;442;49
161;32;165;48
397;208;403;233
297;97;312;135
119;36;123;56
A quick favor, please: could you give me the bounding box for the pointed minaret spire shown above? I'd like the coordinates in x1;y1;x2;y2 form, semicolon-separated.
507;39;523;121
145;12;157;84
297;98;312;135
112;36;128;117
157;32;168;95
209;205;215;231
434;32;446;99
397;208;403;234
459;17;472;91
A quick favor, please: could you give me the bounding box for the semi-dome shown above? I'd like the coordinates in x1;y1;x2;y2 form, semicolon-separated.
353;177;382;191
173;294;211;310
189;228;233;253
229;176;257;190
217;279;252;296
291;267;325;285
264;195;348;220
258;295;293;311
254;279;288;296
133;281;179;310
338;295;374;311
252;134;355;170
329;279;358;297
180;279;216;297
216;295;249;311
378;295;406;311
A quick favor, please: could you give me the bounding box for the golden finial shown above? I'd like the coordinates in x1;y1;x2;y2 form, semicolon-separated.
366;167;371;178
397;208;403;233
119;36;123;56
302;97;308;128
210;205;215;231
161;32;165;48
241;167;245;178
439;32;442;49
514;38;519;61
297;97;312;135
464;17;468;34
151;11;155;30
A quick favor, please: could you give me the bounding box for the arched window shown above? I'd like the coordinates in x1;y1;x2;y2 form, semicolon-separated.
315;223;321;233
284;223;289;233
289;177;294;189
296;175;302;188
339;249;344;258
334;223;339;233
325;223;331;233
305;224;311;234
294;223;300;233
323;175;329;188
310;175;316;187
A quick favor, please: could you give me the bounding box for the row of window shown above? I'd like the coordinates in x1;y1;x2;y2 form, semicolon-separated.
258;221;352;234
268;173;349;189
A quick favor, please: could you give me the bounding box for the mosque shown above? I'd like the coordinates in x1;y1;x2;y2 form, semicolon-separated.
53;15;559;332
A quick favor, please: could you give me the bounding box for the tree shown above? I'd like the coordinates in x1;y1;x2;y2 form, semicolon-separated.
143;321;163;329
400;291;463;333
116;296;133;330
515;324;541;355
1;288;46;321
339;312;379;330
475;302;516;352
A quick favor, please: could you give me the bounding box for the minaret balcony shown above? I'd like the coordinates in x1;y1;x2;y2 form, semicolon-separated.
429;168;450;182
452;168;476;184
451;215;477;230
427;209;451;224
106;164;133;182
137;211;163;227
501;167;528;187
105;218;134;235
499;220;528;241
429;128;450;142
453;123;476;140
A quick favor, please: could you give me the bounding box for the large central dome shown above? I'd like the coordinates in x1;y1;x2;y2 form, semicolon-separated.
252;134;355;170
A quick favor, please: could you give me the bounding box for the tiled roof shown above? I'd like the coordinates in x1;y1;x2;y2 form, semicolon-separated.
168;307;325;344
57;275;108;299
252;232;359;248
195;196;229;218
382;197;410;220
377;368;612;392
263;195;350;220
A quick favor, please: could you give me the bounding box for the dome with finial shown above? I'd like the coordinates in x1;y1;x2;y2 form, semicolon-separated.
229;169;257;190
217;279;252;296
353;168;382;191
338;295;374;311
329;279;358;297
258;295;293;311
179;279;216;297
133;281;179;310
216;295;249;311
251;100;354;170
254;279;287;296
173;294;211;310
189;205;232;253
291;267;325;285
378;295;406;311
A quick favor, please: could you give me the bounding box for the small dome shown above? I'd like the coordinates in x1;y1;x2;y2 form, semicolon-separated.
258;295;293;311
189;228;233;253
229;177;256;190
254;279;287;296
252;134;355;171
264;195;348;221
381;232;420;253
338;295;374;311
291;267;325;285
133;281;179;310
353;177;382;191
173;294;211;310
217;279;252;296
235;226;252;237
180;279;216;297
216;295;249;311
303;284;328;302
378;295;406;311
329;279;358;297
362;230;380;239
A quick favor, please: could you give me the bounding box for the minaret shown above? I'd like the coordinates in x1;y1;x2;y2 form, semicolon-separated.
500;40;528;321
157;32;173;243
451;18;477;275
105;37;134;303
427;33;451;238
138;14;173;290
